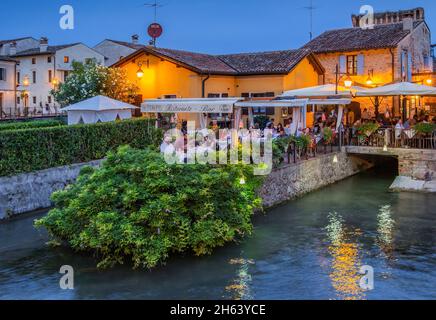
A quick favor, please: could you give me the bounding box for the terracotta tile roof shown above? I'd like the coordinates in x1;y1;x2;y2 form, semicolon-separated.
149;47;237;74
303;22;423;53
10;43;81;57
218;49;313;75
113;44;319;75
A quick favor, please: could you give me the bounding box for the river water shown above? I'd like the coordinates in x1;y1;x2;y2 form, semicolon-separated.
0;169;435;300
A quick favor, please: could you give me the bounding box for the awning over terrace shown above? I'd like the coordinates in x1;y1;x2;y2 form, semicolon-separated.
235;99;309;134
141;98;243;114
355;82;436;97
280;84;363;98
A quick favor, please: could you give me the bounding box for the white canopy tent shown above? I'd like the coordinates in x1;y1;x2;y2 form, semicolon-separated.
356;82;436;97
62;95;137;125
236;99;309;134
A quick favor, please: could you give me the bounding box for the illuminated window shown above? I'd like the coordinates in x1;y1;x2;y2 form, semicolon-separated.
64;56;70;63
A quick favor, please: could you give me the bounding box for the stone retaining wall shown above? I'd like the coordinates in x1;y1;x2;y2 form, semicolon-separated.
259;153;373;208
0;160;102;219
0;153;372;220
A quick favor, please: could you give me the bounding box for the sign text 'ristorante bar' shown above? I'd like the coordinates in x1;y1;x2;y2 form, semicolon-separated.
142;99;241;114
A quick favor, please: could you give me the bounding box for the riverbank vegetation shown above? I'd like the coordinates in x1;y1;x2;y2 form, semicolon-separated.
35;146;263;269
0;119;161;177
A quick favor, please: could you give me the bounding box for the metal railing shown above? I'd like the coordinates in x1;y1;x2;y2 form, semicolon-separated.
344;127;436;150
0;108;65;121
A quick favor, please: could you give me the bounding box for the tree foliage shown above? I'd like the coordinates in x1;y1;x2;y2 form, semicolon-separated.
51;60;139;106
35;146;263;269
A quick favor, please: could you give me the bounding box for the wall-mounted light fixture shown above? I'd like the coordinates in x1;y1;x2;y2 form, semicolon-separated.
135;59;150;79
23;75;29;87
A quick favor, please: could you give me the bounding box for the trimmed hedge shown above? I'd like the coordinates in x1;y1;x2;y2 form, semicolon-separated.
0;119;162;177
0;119;64;132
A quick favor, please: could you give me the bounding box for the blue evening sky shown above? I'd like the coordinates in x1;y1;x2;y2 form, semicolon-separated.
1;0;435;54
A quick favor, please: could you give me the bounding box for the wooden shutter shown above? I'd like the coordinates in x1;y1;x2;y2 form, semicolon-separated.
357;55;365;75
407;53;413;81
0;68;6;81
339;56;346;73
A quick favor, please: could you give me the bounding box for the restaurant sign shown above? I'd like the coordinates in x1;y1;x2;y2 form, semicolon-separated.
142;103;234;114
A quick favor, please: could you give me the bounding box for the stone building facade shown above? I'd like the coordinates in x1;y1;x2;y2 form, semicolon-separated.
303;8;433;118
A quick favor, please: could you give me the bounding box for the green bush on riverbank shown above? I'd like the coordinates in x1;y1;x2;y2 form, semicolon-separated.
0;119;162;177
35;146;263;269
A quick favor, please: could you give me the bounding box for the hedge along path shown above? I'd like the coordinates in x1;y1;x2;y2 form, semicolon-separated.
0;119;64;132
0;119;162;177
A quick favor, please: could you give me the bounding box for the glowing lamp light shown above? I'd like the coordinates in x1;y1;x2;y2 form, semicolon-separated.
426;78;432;85
239;177;246;185
136;68;144;79
366;76;373;86
383;145;388;152
333;155;339;164
52;78;59;85
23;77;29;86
344;76;353;88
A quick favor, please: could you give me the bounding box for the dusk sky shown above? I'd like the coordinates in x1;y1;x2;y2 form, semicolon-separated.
1;0;436;54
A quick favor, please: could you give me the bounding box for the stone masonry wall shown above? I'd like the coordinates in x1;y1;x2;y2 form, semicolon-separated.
0;153;372;220
259;153;373;208
0;160;102;220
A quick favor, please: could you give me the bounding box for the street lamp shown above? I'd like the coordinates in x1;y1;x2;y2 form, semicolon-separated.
335;64;353;94
366;69;374;86
426;78;433;85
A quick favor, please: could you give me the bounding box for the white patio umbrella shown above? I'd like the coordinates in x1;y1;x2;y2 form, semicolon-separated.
61;95;138;125
356;82;436;97
356;82;436;120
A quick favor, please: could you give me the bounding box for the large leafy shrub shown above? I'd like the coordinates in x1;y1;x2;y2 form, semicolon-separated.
0;119;162;176
35;146;263;269
51;60;139;106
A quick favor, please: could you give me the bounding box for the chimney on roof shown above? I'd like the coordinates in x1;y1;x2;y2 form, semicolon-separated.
131;34;139;44
403;14;414;31
39;37;48;52
9;41;17;56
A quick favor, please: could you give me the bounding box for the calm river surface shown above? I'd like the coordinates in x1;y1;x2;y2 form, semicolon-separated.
0;169;435;300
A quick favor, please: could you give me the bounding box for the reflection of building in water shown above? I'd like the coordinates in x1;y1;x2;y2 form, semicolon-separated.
225;258;254;300
377;205;396;258
325;212;365;300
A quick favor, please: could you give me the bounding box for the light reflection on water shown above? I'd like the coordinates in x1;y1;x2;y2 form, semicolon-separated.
325;212;365;300
0;170;435;300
